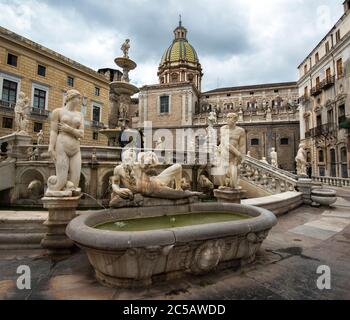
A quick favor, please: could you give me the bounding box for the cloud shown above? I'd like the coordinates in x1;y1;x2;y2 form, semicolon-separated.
0;0;344;91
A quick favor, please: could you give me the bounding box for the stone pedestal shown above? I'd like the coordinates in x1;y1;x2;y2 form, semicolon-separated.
296;178;321;206
41;195;81;257
214;187;246;204
6;133;32;160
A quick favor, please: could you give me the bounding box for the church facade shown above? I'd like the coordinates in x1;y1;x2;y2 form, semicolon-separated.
135;21;300;171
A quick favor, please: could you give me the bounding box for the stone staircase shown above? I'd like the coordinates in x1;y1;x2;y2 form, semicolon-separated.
241;156;298;195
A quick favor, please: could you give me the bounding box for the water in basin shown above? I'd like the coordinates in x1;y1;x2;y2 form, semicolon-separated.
94;212;251;232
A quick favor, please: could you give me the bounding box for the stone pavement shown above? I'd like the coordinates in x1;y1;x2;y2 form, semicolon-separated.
0;196;350;300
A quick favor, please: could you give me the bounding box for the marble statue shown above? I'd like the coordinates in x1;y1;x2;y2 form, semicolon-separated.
37;129;44;145
215;113;246;189
121;39;130;58
207;111;217;127
155;136;166;151
266;106;272;121
295;143;307;176
270;147;278;168
207;111;217;153
46;89;84;197
247;151;252;157
14;92;30;134
198;174;214;194
260;157;269;164
180;177;191;191
110;150;200;206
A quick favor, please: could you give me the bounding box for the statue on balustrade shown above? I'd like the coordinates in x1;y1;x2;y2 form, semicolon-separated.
14;92;30;135
295;143;307;176
37;129;44;145
46;89;84;197
270;147;278;168
214;113;246;190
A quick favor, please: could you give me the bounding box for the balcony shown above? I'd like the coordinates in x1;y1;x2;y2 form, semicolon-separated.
299;95;310;104
0;100;15;112
310;85;322;96
30;107;50;118
310;122;337;138
91;120;106;129
321;75;335;90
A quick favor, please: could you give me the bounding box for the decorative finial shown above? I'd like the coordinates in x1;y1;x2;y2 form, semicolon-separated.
179;14;182;27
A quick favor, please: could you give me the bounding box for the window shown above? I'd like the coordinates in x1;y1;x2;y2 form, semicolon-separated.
95;87;100;96
249;92;254;95
2;79;18;103
93;132;98;140
316;76;320;88
304;64;308;75
280;138;289;145
341;147;348;178
251;138;259;146
327;108;334;124
92;105;101;122
33;122;43;133
304;86;308;97
205;95;209;99
316;114;322;127
319;150;324;162
315;52;319;63
2;117;13;129
305;117;310;132
33;88;46;109
37;65;46;77
338;104;346;125
160;96;169;114
326;67;331;79
325;41;330;54
67;76;74;87
7;53;17;67
336;30;341;43
227;93;231;97
274;89;279;93
337;58;343;79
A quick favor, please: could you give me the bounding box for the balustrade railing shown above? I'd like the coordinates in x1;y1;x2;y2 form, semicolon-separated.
312;176;350;187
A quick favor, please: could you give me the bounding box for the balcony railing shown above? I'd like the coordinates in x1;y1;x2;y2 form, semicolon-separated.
321;75;335;90
310;85;322;96
310;122;337;138
30;107;50;117
91;120;106;129
0;100;15;111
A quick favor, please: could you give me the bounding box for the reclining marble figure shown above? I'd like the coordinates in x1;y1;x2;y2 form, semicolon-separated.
110;151;201;206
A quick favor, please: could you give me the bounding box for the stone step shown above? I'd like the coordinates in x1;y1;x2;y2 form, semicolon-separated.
0;232;44;244
0;243;43;250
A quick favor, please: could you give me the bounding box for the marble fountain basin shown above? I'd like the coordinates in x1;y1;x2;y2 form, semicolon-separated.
66;203;277;288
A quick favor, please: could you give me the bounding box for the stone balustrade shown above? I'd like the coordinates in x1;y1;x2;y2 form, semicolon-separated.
312;176;350;187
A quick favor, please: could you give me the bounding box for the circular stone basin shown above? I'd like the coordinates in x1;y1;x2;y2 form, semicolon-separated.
66;203;277;288
110;81;139;95
311;188;337;206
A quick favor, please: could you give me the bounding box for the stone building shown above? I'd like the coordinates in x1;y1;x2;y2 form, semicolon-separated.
298;0;350;178
0;26;110;146
136;21;300;171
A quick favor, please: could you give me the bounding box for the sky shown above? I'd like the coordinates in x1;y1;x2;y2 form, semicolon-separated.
0;0;345;91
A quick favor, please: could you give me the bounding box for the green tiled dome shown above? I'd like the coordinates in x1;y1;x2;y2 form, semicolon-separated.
161;39;199;65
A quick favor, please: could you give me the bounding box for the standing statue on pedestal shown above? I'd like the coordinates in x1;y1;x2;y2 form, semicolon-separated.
295;143;307;176
46;89;84;197
215;113;246;189
270;147;278;168
207;111;217;156
121;39;130;58
37;129;44;145
15;92;30;135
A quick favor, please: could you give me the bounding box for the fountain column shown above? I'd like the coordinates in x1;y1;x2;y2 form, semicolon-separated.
100;39;139;146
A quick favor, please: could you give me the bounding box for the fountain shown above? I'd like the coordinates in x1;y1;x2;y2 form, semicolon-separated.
100;39;139;146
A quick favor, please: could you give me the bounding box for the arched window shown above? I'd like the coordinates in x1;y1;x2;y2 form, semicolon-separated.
341;147;348;178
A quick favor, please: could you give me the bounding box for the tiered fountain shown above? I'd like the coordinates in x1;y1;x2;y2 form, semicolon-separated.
100;39;139;146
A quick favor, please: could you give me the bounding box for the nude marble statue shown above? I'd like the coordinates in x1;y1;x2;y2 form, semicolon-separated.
46;89;84;197
215;113;246;189
14;92;30;134
295;143;307;176
121;39;130;58
270;147;278;168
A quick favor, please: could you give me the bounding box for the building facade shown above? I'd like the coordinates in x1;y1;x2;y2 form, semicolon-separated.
298;1;350;178
137;21;300;171
0;26;110;146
